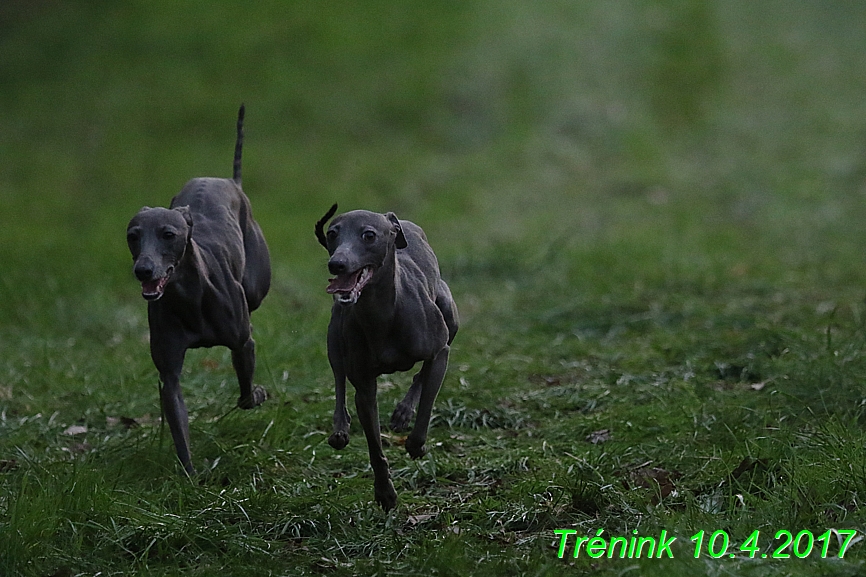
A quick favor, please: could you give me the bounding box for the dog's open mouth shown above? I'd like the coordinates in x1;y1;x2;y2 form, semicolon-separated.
327;266;374;304
141;269;172;301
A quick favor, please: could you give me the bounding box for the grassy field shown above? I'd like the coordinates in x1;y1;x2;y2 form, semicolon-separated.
3;1;866;575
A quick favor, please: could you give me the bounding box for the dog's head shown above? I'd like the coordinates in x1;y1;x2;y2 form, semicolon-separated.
126;206;193;301
315;204;407;305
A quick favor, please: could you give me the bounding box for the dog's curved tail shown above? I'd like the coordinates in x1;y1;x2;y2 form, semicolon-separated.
233;104;245;184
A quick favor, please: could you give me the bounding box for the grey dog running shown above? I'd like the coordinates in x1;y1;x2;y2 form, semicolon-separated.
126;105;271;474
316;204;458;510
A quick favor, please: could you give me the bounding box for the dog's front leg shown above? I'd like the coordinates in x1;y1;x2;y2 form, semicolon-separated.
327;323;351;449
159;370;194;475
405;345;450;460
328;371;351;449
152;340;194;474
234;337;266;409
353;380;397;511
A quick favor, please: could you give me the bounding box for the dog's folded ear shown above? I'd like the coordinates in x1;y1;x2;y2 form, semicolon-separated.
173;205;194;228
386;212;408;249
315;203;338;248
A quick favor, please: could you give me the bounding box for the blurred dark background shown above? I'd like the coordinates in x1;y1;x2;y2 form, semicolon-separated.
2;0;866;339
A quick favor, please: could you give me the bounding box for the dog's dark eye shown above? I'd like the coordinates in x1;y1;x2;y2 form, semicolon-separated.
127;231;139;243
327;230;337;242
162;231;176;240
362;230;376;242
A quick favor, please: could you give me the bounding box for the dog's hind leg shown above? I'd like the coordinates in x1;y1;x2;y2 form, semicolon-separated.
436;281;459;345
354;379;397;511
390;372;422;432
393;286;458;433
404;345;450;460
234;337;267;409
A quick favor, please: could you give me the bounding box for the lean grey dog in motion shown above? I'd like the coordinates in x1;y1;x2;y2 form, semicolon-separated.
315;204;458;510
126;105;271;474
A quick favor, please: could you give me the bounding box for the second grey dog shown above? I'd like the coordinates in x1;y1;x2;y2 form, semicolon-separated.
315;203;458;510
126;105;271;475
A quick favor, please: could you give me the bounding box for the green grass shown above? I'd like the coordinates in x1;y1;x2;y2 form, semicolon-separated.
4;0;866;575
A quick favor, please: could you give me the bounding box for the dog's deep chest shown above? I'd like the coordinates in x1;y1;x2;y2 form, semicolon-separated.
337;316;420;376
152;265;250;350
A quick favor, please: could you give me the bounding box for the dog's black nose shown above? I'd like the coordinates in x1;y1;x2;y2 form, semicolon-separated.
134;262;155;282
328;258;348;276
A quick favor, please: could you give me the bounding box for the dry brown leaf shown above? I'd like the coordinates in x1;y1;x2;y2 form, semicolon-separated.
585;429;611;444
62;425;88;436
407;514;435;526
627;467;680;501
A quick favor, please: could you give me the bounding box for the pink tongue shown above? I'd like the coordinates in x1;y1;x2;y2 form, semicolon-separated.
142;279;161;294
327;272;359;294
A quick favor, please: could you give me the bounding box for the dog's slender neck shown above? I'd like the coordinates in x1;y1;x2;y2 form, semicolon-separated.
348;242;400;327
162;238;206;306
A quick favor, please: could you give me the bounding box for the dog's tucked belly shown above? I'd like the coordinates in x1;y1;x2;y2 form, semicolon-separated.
344;345;420;379
376;349;419;374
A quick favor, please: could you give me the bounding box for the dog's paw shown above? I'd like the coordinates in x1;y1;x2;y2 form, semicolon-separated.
405;436;428;460
237;385;267;410
328;430;350;450
375;479;398;512
389;403;415;432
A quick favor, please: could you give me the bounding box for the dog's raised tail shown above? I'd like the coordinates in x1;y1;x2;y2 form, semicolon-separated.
233;104;245;184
